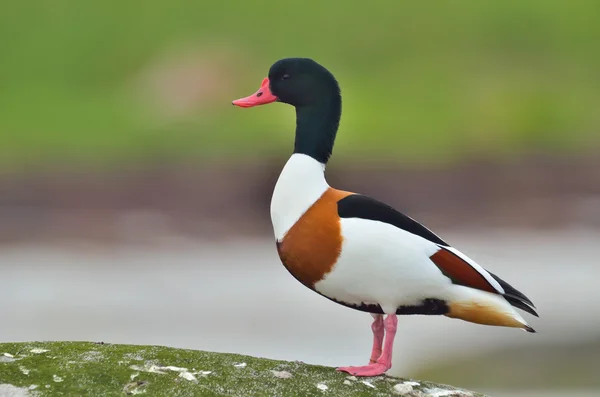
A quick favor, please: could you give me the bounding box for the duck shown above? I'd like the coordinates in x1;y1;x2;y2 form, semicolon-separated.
232;58;538;377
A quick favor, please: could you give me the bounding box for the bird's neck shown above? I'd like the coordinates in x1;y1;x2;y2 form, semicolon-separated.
293;93;341;165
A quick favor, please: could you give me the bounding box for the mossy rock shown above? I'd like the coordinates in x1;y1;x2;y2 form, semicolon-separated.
0;341;486;396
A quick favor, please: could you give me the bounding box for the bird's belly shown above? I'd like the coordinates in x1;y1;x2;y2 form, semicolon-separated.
314;218;452;313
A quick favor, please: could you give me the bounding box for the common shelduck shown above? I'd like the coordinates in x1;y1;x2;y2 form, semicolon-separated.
232;58;538;377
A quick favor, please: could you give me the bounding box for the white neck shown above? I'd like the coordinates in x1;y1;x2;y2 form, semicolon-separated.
270;153;329;240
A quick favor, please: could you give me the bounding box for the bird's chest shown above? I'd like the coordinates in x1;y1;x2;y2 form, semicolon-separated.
275;188;350;289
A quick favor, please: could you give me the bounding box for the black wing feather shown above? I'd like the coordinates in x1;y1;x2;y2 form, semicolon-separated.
489;272;539;317
337;194;449;246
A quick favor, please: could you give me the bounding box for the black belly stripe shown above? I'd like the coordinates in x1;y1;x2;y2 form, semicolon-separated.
322;296;449;316
303;283;449;316
399;298;449;315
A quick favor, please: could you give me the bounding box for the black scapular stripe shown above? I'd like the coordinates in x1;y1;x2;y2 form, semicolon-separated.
337;194;449;246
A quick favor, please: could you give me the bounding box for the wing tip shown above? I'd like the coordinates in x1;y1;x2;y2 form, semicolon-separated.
529;307;540;318
489;272;539;318
504;295;539;318
520;301;539;317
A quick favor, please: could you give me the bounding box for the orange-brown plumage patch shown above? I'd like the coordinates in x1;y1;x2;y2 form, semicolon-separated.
446;301;526;329
276;188;353;289
430;249;497;294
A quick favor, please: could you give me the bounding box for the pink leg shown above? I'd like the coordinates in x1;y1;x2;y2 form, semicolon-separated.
337;314;398;377
368;314;384;363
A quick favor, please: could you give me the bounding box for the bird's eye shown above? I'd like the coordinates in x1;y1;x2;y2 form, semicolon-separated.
281;74;291;80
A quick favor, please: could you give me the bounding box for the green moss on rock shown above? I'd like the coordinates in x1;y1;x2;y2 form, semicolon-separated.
0;341;486;396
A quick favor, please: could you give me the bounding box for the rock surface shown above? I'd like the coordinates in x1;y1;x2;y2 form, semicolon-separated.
0;341;487;396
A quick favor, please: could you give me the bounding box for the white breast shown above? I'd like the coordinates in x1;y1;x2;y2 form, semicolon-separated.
270;154;329;240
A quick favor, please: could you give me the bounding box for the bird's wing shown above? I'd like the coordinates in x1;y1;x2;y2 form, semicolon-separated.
336;193;538;316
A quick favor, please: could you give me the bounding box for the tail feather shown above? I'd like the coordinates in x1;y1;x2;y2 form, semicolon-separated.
445;286;535;332
524;324;537;333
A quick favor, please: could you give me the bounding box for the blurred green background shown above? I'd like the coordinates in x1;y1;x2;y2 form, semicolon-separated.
1;0;599;170
1;3;599;397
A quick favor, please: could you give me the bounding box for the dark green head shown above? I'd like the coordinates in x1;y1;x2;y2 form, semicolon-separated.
267;58;341;108
232;58;342;164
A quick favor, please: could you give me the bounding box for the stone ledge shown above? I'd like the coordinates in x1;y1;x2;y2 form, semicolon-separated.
0;341;486;396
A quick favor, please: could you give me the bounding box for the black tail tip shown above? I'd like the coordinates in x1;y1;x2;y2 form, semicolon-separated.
525;325;537;333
